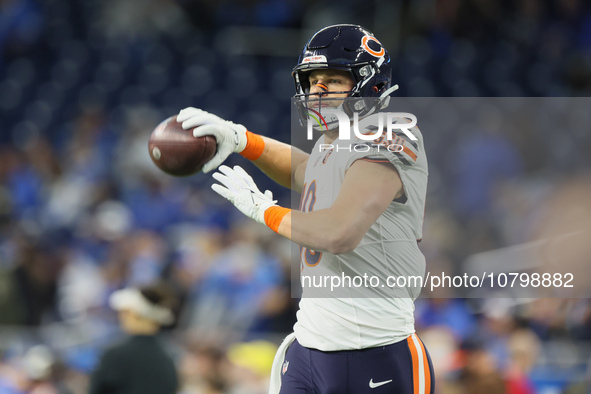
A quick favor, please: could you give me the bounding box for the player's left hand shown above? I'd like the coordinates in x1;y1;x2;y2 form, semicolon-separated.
211;165;277;224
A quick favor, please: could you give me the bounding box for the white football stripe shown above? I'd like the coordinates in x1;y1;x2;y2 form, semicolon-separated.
411;333;426;394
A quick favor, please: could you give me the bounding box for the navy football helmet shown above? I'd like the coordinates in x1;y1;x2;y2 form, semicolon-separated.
293;24;397;127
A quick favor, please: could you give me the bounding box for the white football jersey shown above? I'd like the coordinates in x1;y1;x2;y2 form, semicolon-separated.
294;113;429;351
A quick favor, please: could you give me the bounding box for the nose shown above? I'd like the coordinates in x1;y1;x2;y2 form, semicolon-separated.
310;82;329;95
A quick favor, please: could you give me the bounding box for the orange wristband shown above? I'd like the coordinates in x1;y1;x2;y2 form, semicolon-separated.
239;131;265;160
264;206;291;233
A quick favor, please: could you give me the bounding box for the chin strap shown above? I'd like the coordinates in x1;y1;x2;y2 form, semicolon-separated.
380;84;399;98
378;84;399;109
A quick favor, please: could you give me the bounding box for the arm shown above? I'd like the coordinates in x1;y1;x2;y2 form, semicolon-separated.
251;136;309;193
213;160;402;255
277;159;402;254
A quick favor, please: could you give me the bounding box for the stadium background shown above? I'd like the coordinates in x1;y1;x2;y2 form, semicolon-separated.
0;0;590;392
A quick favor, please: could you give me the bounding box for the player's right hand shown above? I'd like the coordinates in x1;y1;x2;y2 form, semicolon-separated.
177;107;247;173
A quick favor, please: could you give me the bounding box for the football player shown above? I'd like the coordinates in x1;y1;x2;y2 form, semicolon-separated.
178;24;434;394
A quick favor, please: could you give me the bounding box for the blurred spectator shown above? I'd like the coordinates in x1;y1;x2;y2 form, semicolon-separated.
0;235;62;325
184;221;283;338
0;345;64;394
505;328;539;394
459;344;507;394
415;298;477;343
178;342;226;394
89;282;179;394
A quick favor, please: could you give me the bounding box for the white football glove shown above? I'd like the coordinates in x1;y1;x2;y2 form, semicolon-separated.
211;165;277;224
177;107;248;173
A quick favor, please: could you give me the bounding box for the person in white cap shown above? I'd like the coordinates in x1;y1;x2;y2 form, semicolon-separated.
89;282;179;394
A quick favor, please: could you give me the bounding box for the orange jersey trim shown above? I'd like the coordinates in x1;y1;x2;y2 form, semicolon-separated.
402;145;417;162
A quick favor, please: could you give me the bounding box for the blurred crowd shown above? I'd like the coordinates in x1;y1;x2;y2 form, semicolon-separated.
1;0;590;393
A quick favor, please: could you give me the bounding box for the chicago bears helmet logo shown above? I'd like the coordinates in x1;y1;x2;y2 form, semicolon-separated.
361;35;385;58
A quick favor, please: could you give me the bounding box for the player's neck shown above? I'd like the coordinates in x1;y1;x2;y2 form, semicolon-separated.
323;130;339;144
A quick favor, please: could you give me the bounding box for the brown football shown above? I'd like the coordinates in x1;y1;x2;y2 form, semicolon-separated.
148;115;217;176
